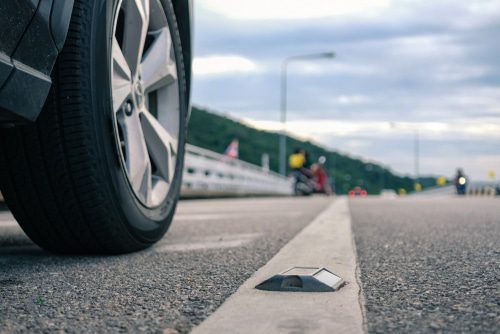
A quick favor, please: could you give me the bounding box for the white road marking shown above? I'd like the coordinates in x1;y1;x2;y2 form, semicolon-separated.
174;211;302;221
0;212;17;228
0;221;17;227
0;211;14;220
191;198;365;334
155;233;260;252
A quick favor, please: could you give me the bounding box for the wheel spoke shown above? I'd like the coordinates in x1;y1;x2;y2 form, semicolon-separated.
149;0;168;30
112;37;132;111
122;0;150;76
111;0;180;208
141;27;177;93
151;177;169;205
118;110;152;202
140;109;177;183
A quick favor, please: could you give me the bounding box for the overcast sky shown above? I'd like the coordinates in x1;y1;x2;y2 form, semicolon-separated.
190;0;500;180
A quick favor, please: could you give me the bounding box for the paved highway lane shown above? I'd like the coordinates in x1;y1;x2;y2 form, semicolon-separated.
1;196;498;333
350;197;500;333
0;197;331;333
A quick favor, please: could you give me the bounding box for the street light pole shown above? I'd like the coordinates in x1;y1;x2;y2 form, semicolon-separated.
279;52;335;175
390;122;421;186
279;61;288;176
414;129;419;182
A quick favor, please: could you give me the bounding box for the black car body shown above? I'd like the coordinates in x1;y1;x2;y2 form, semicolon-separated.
0;0;192;124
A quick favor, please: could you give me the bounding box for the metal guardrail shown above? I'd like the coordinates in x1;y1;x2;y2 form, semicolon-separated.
0;145;293;202
414;181;499;197
181;145;293;197
465;181;499;197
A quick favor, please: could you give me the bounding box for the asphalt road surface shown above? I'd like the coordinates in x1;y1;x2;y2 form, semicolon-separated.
1;196;499;333
0;197;331;333
351;197;499;333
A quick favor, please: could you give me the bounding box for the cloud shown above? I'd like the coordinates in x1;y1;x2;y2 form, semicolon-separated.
292;62;381;76
193;55;259;76
327;95;373;106
239;117;500;179
244;119;500;140
190;0;500;179
430;62;490;82
198;0;391;21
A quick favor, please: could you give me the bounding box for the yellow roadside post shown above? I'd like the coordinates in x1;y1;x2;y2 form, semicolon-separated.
437;176;446;186
414;183;422;192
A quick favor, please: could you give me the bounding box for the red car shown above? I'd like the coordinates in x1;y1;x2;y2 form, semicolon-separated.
348;186;367;197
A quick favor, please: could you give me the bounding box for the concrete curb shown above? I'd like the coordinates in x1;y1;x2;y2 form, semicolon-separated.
191;198;364;334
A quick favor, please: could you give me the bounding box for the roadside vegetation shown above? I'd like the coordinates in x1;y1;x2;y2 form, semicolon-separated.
187;106;438;195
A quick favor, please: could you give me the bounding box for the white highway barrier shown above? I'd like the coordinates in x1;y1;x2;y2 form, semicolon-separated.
0;145;293;202
181;145;293;197
466;183;498;197
414;181;499;197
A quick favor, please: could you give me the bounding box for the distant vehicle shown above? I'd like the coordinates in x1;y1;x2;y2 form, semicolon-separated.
454;168;468;195
455;176;468;195
348;186;367;198
0;0;192;254
380;189;398;198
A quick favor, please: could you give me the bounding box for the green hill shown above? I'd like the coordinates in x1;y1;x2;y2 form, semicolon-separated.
187;106;437;194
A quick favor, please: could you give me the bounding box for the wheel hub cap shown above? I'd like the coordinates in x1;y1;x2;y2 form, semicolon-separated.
132;79;145;107
110;0;181;209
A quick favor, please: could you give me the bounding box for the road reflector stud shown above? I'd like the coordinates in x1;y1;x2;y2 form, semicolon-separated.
255;267;344;292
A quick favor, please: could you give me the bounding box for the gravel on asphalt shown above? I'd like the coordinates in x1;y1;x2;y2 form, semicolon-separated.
0;197;330;333
350;197;500;334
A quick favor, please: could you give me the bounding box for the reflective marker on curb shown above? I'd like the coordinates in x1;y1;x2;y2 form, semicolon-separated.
255;267;344;292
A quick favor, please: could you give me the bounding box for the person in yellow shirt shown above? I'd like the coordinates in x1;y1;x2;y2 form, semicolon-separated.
289;149;315;195
289;148;306;170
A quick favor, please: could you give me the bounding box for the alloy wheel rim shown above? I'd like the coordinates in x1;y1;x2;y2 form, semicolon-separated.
111;0;180;208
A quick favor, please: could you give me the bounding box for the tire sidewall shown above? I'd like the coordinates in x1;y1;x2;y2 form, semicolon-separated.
91;0;187;243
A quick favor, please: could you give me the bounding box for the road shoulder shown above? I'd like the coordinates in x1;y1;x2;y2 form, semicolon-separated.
191;198;364;334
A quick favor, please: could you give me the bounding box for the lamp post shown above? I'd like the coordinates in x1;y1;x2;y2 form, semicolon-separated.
414;128;419;183
390;122;420;185
279;52;336;175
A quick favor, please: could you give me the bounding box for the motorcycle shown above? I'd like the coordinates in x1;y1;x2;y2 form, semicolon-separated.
455;176;467;195
292;171;315;196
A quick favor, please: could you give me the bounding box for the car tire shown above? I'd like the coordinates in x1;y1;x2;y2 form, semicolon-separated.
0;0;187;254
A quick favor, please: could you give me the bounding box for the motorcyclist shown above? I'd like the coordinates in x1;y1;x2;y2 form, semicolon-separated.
454;168;468;195
289;148;305;171
289;149;314;195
